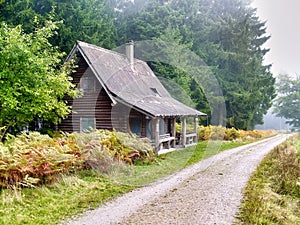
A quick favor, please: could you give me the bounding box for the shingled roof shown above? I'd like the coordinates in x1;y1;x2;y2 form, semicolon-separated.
69;41;206;117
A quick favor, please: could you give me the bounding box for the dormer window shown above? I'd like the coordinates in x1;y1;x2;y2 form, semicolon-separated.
150;87;161;97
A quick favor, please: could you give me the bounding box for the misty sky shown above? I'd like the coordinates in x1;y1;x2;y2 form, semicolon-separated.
251;0;300;77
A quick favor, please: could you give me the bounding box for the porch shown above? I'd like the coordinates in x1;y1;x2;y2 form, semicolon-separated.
152;116;199;154
128;108;203;154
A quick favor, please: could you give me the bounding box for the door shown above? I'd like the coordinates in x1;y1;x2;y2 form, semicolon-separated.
130;118;142;136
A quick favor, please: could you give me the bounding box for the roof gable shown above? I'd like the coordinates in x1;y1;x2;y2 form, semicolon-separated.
68;41;206;117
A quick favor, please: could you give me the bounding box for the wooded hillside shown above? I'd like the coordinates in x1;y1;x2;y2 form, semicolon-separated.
0;0;276;130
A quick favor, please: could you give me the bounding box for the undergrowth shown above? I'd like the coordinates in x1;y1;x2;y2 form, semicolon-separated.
0;127;277;224
197;125;276;141
0;130;155;188
236;134;300;224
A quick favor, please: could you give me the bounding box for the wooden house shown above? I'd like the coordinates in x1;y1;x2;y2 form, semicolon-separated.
58;41;206;152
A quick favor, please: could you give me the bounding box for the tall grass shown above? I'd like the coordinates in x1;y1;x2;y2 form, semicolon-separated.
236;135;300;224
0;171;133;225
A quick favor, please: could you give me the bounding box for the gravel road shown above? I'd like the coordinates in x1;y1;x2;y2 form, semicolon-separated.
66;134;291;225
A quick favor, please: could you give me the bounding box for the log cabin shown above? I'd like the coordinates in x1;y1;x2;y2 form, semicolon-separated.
58;41;206;153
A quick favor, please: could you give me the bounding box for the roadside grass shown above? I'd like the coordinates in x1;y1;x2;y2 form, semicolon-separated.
0;171;133;225
0;139;249;225
235;135;300;225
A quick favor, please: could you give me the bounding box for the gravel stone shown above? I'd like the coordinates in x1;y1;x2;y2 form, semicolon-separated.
66;134;291;225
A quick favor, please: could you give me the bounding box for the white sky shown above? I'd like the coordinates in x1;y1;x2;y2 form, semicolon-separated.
251;0;300;76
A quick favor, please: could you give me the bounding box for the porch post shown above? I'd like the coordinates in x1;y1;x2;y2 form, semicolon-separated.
172;117;177;148
181;116;186;146
194;117;198;143
154;118;160;154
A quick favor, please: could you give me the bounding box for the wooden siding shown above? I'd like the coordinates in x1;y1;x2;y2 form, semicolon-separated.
59;54;114;132
59;53;148;135
58;55;88;132
96;89;113;130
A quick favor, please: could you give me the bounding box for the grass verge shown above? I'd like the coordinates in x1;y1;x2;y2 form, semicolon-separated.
235;135;300;224
0;171;133;225
0;138;261;224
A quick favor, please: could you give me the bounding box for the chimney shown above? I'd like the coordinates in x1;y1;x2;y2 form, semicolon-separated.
125;40;134;68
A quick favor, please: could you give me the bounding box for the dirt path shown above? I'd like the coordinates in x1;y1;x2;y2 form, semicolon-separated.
66;134;291;225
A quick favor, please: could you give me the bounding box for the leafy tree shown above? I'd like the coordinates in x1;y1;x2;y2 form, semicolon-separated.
0;0;117;52
273;74;300;128
0;20;78;136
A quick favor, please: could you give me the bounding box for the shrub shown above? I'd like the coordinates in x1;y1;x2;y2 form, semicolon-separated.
210;126;226;140
198;125;211;140
237;129;274;141
0;132;85;188
224;127;240;141
0;130;155;188
198;125;226;140
197;125;274;141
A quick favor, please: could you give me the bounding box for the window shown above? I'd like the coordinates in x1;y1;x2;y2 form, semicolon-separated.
80;117;95;132
80;76;95;93
150;87;161;97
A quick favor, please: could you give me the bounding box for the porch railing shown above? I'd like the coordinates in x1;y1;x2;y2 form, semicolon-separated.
183;133;197;146
158;133;175;150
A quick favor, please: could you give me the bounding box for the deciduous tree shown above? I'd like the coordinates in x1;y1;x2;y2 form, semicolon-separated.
0;20;78;135
274;74;300;128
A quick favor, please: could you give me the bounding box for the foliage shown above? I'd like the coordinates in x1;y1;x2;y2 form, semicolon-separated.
112;0;275;129
0;139;247;225
0;20;78;136
236;136;300;224
0;130;155;188
0;132;85;188
197;125;226;141
225;127;240;141
209;0;275;129
0;0;117;53
0;127;6;142
175;123;274;141
0;128;273;224
73;129;155;165
197;125;275;141
0;0;276;131
274;74;300;128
